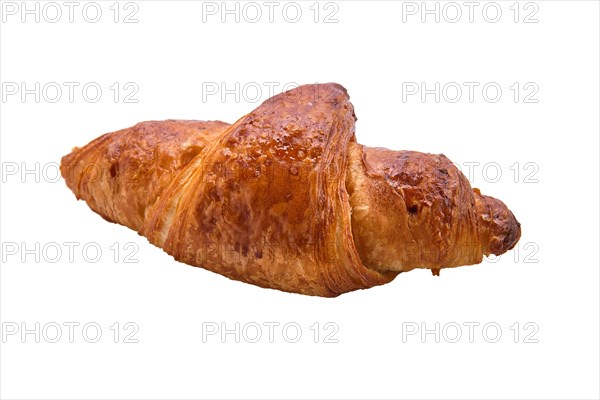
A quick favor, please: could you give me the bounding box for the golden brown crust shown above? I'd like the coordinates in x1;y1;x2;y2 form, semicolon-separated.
346;143;520;273
142;83;396;296
347;143;482;271
61;83;521;296
473;189;521;256
60;120;229;232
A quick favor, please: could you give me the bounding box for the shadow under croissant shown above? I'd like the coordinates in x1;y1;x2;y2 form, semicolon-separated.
60;83;521;297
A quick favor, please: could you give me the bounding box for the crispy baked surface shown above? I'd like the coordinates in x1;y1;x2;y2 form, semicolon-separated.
61;83;520;296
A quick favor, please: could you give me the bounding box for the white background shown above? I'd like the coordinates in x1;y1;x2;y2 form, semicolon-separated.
1;1;599;399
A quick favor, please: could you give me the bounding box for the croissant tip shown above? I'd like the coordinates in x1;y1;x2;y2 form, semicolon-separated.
475;193;522;256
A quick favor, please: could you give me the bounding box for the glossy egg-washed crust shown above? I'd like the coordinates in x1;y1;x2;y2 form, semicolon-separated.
61;83;521;297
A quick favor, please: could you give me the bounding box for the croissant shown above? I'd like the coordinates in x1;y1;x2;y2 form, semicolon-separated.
60;83;521;297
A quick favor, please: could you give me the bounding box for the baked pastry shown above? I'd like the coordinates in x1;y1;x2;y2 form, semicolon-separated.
61;83;521;296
